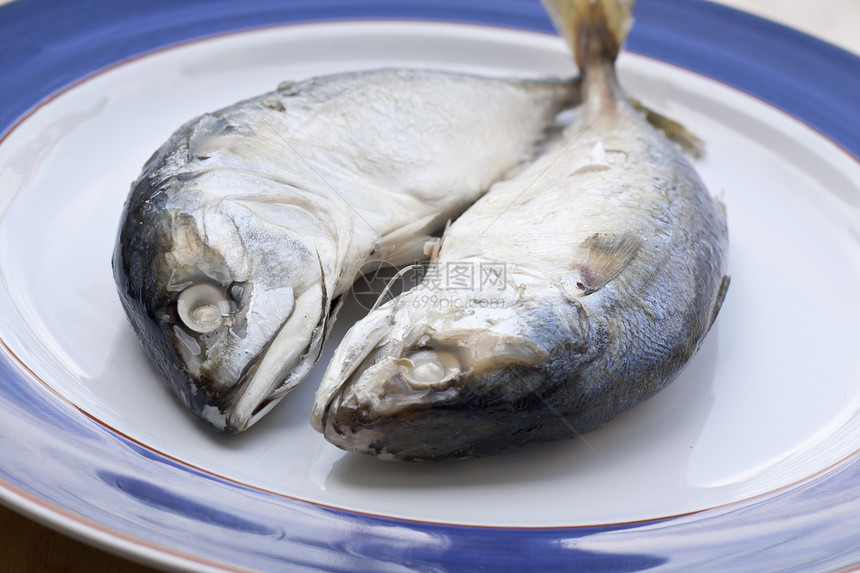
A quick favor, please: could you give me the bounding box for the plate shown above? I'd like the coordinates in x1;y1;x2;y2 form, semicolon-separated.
1;0;860;570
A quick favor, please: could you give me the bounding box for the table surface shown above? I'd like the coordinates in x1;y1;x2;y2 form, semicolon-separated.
1;1;857;572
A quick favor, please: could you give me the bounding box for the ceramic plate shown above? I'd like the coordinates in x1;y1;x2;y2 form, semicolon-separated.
1;1;859;571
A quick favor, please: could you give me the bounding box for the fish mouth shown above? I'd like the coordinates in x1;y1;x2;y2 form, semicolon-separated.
198;284;328;433
313;319;552;459
317;346;470;460
310;303;431;433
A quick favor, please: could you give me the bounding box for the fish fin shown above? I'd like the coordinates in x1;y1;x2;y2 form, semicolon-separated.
576;232;644;294
423;237;443;263
187;114;249;161
541;0;634;68
707;275;730;332
422;220;450;263
630;99;706;159
715;191;727;218
373;213;439;266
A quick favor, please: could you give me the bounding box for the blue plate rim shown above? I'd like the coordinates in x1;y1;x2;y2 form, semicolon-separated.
1;1;859;571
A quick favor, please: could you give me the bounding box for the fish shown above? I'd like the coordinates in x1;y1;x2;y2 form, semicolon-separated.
113;68;580;432
310;0;730;460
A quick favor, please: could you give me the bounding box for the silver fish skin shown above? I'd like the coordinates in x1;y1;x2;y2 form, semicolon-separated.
113;69;578;433
311;1;729;460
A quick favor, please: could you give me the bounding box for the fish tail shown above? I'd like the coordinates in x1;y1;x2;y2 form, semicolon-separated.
540;0;634;69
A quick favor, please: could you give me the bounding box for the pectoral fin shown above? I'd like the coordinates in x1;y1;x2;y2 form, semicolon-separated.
372;213;439;266
422;220;450;263
575;232;644;295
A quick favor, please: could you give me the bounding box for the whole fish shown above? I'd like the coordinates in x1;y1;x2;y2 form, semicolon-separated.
311;0;729;460
113;69;578;432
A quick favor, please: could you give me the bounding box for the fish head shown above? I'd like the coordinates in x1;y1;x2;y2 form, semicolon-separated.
311;266;592;459
114;175;329;432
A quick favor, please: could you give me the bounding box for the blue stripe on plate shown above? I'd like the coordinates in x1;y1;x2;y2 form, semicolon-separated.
630;0;860;157
1;0;858;155
1;1;859;571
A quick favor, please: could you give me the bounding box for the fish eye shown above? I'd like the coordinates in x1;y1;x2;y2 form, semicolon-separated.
403;349;462;387
177;283;233;333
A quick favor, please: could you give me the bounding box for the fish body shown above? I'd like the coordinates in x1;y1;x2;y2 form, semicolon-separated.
114;69;577;432
311;1;729;460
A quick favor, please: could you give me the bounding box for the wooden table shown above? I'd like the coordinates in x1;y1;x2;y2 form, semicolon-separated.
0;504;158;572
1;2;856;572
